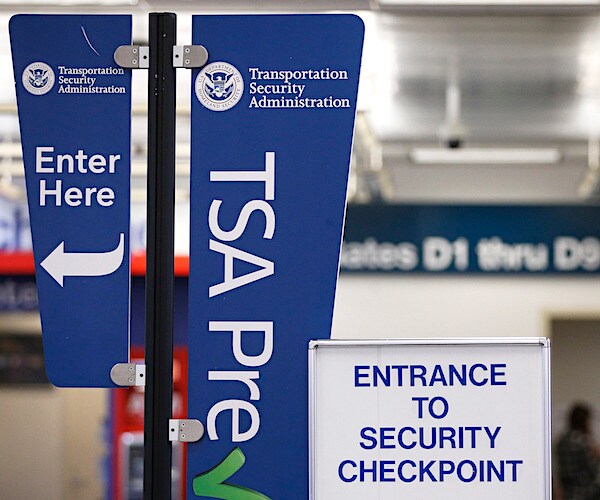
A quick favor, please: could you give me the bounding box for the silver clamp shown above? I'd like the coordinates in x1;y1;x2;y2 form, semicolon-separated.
173;45;209;68
110;363;146;386
114;45;149;69
169;419;204;443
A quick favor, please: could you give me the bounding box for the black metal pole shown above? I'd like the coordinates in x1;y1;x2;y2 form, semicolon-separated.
144;12;176;500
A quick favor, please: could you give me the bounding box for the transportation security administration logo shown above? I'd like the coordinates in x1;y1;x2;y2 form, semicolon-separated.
22;62;55;96
195;62;244;111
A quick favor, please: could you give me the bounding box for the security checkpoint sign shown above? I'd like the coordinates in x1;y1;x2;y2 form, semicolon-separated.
10;15;132;387
188;14;364;500
309;339;551;500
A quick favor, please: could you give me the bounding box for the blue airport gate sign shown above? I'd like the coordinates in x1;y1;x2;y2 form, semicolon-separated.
341;204;600;274
10;15;132;387
187;14;364;499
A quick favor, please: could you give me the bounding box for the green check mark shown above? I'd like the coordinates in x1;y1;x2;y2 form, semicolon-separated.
192;447;271;500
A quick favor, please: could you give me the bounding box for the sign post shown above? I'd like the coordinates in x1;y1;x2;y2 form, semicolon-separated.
143;12;177;500
309;339;552;499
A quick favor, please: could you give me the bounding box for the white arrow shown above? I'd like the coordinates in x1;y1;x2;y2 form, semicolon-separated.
40;233;125;287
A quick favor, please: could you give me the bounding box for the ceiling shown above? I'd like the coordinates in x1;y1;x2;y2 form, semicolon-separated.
0;1;599;204
355;12;600;203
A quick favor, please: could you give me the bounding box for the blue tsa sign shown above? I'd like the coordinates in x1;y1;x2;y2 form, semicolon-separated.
187;14;364;499
10;15;132;387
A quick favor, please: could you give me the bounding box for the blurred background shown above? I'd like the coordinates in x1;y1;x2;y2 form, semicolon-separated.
1;1;600;499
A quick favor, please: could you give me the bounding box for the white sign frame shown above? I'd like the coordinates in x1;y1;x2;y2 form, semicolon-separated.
309;338;551;499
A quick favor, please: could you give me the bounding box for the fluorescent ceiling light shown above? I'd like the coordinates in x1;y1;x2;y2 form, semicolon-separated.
409;148;562;165
0;0;137;4
379;0;598;4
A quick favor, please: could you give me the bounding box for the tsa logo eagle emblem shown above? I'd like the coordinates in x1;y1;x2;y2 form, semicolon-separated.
195;62;244;111
22;62;55;96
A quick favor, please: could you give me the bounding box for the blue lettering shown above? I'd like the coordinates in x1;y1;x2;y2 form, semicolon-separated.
379;460;395;482
398;460;416;482
465;426;482;448
410;365;426;385
398;427;416;449
412;396;427;418
338;459;523;484
439;427;456;448
359;427;377;450
354;365;370;387
391;365;408;385
429;364;448;386
420;428;437;449
338;460;357;483
360;461;377;482
430;396;449;419
491;363;507;385
485;426;501;448
350;363;507;388
419;460;437;482
448;364;467;385
380;427;395;449
507;460;523;481
458;460;477;482
439;460;455;481
487;460;504;481
373;365;390;387
469;363;488;386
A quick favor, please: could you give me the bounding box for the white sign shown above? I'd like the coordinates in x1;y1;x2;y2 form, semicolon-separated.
309;338;551;499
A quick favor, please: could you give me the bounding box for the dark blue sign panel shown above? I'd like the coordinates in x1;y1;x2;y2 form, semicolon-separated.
10;15;132;387
342;204;600;274
188;15;363;499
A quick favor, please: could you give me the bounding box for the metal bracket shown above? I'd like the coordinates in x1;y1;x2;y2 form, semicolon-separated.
114;45;149;69
169;419;204;442
173;45;209;68
110;363;146;386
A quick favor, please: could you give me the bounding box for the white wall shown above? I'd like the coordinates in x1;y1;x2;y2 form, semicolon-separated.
332;275;600;339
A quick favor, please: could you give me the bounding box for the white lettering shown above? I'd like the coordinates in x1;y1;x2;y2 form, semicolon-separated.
88;154;106;174
33;147;120;174
64;187;82;206
38;179;115;207
36;146;54;173
476;237;548;272
210;152;275;201
205;151;277;446
39;179;62;206
208;240;274;297
209;321;274;367
555;237;600;271
423;237;454;271
206;400;260;442
209;199;275;242
208;371;261;400
97;187;115;207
